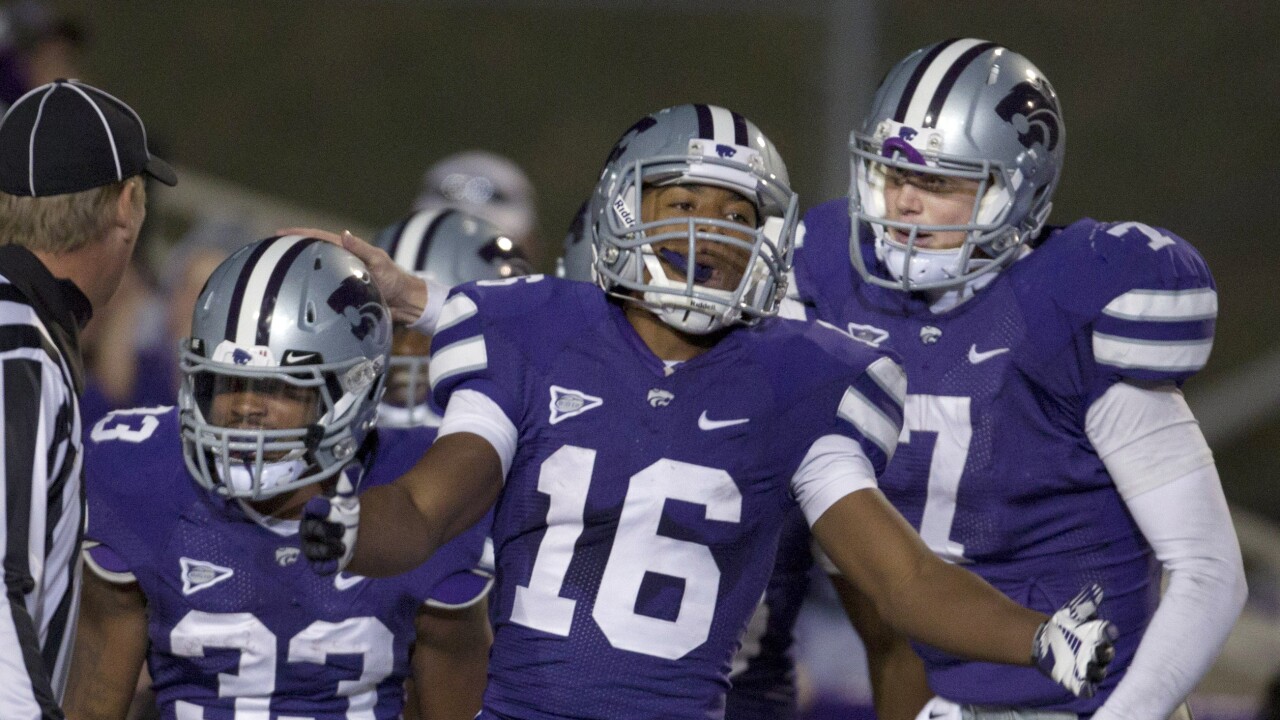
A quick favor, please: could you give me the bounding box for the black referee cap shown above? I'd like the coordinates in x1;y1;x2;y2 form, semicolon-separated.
0;79;177;197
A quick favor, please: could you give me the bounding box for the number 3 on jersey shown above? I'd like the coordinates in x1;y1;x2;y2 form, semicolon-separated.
901;394;972;563
510;445;741;660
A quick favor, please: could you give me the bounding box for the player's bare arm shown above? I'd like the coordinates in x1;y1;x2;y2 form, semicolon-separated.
63;568;150;720
813;488;1045;664
830;574;932;720
410;600;492;720
326;431;503;578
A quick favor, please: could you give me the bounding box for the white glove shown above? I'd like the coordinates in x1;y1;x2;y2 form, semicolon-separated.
1033;584;1118;697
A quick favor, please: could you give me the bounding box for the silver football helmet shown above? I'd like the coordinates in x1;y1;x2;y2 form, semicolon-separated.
556;200;593;283
373;209;531;428
588;104;798;334
178;235;391;500
850;39;1065;291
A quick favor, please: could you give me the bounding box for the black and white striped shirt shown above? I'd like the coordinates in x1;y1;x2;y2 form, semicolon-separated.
0;246;89;720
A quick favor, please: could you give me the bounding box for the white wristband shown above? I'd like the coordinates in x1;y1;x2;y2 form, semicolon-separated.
408;275;450;336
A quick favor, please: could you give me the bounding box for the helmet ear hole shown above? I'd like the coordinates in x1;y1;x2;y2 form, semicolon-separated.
305;302;316;325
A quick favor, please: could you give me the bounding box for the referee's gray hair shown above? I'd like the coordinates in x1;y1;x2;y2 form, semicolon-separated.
0;176;142;253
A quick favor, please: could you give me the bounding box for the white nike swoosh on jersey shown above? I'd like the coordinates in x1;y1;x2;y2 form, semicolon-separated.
968;344;1011;364
334;572;366;591
698;411;750;430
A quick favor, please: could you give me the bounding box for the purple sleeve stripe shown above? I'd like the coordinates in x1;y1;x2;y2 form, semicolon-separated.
1094;314;1215;344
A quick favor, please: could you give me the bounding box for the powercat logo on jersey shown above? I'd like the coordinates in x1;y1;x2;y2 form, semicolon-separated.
275;546;300;567
180;557;234;595
548;386;603;425
647;389;674;407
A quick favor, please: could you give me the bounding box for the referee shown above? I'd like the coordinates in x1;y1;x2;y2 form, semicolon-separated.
0;80;175;719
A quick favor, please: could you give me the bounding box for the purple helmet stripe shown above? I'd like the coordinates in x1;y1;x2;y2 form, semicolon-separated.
256;237;321;346
922;42;998;129
730;110;749;146
893;38;960;123
414;209;455;273
224;240;276;342
694;103;715;140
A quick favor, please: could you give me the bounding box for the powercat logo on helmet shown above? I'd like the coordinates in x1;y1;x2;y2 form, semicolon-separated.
995;79;1061;151
212;340;275;367
715;144;737;158
326;276;387;343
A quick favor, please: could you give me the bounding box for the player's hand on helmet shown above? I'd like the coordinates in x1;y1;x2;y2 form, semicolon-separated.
1032;583;1118;697
276;227;428;324
300;466;361;575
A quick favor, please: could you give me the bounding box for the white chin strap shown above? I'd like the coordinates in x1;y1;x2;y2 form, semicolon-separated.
217;456;307;498
638;249;734;334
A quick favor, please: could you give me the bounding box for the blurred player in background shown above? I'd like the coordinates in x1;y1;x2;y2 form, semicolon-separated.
65;237;491;720
0;1;86;112
300;103;1116;720
414;150;539;260
791;39;1247;720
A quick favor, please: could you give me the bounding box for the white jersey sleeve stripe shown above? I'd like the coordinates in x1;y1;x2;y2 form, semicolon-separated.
435;293;479;335
438;388;517;479
866;356;908;407
837;387;900;461
790;434;878;526
1092;332;1214;373
429;335;488;389
1102;288;1218;322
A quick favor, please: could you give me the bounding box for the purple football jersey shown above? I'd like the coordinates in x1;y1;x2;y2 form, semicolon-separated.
794;199;1217;713
84;408;489;720
429;276;902;720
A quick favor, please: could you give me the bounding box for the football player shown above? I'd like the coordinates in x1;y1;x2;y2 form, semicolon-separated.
64;238;491;720
375;207;533;431
560;196;838;720
790;39;1248;720
299;104;1115;720
558;199;817;720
